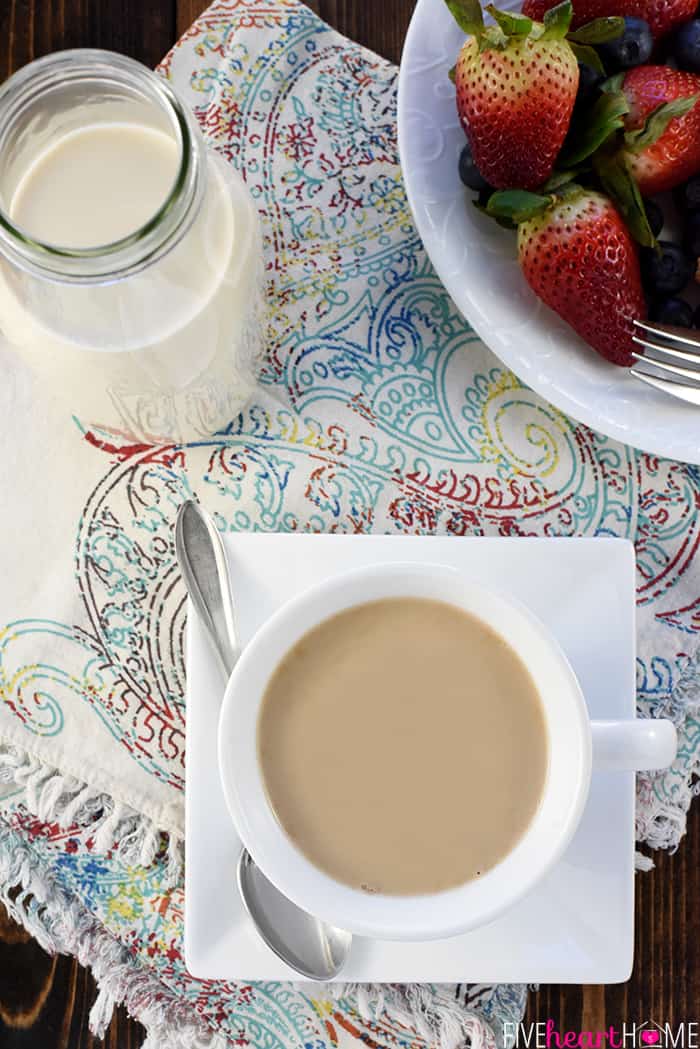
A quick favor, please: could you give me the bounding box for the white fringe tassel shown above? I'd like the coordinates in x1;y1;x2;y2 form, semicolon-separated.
0;742;182;885
634;651;700;870
0;817;518;1049
325;982;499;1049
0;821;225;1048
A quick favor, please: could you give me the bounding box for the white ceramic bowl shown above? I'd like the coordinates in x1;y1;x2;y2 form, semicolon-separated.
397;0;700;465
218;562;596;941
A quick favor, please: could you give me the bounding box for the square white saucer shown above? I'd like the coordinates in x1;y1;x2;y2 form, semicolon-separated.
185;535;635;983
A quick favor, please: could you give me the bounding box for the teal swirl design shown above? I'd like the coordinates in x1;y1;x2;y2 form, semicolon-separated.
1;3;699;1049
0;620;87;738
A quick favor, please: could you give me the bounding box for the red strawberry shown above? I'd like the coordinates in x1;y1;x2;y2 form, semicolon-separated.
488;188;645;365
521;0;697;39
448;0;579;190
620;66;700;194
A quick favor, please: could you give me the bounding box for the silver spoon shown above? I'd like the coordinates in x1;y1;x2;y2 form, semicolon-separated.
175;499;352;980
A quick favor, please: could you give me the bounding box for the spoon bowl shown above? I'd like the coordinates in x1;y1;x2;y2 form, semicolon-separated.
237;851;352;980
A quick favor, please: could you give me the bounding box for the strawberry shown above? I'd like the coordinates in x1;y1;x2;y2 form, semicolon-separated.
487;187;646;365
447;0;579;190
619;66;700;194
557;67;700;244
521;0;697;39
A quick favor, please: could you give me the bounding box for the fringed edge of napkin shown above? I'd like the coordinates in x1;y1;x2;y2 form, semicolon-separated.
635;649;700;870
320;983;514;1049
0;742;182;885
0;813;516;1049
0;821;225;1049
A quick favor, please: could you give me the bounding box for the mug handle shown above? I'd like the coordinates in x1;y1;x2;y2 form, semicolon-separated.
591;719;677;771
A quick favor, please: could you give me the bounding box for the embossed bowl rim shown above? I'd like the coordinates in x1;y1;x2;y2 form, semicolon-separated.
396;0;700;465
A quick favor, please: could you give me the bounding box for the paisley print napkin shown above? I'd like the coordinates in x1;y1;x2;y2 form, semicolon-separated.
1;0;699;1046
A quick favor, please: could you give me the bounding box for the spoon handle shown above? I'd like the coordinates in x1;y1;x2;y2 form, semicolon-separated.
175;500;238;680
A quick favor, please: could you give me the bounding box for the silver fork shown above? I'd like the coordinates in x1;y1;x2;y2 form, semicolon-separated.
631;319;700;405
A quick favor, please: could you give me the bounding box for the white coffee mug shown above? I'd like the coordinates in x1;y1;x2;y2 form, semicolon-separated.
217;562;676;942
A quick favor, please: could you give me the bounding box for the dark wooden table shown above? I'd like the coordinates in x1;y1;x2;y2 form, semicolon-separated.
0;1;698;1045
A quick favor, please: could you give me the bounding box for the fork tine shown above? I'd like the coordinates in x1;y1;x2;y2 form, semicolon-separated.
634;318;700;351
632;335;700;368
631;318;700;404
632;351;700;386
631;367;700;405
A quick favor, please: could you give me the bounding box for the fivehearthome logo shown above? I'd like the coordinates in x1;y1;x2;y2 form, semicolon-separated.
504;1020;699;1049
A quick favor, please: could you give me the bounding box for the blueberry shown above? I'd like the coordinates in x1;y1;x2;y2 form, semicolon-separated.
674;19;700;73
683;211;700;257
576;62;604;106
598;16;653;71
643;199;664;238
640;240;694;295
674;175;700;214
458;141;490;192
649;296;694;327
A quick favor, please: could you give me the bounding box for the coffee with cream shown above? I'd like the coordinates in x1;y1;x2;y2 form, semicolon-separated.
257;597;549;896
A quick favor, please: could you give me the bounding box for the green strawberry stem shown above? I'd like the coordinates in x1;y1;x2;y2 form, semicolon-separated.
543;169;580;190
624;95;700;152
483;180;654;256
445;0;573;45
567;16;625;44
446;0;484;35
558;90;629;167
540;1;573;39
601;73;625;93
592;149;658;248
473;199;518;229
485;189;556;223
568;42;605;74
486;5;533;36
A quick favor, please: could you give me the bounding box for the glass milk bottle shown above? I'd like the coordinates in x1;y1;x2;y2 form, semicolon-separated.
0;50;262;444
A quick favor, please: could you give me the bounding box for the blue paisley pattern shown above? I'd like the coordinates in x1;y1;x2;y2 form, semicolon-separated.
1;1;699;1046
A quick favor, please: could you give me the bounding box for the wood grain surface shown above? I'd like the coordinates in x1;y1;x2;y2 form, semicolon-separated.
0;1;698;1046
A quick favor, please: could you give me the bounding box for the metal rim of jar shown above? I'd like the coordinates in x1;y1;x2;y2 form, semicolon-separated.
0;49;205;284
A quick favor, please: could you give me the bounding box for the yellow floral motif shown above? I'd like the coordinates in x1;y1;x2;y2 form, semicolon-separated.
108;894;139;922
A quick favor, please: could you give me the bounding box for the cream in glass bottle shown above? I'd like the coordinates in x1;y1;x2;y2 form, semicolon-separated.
0;50;262;444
